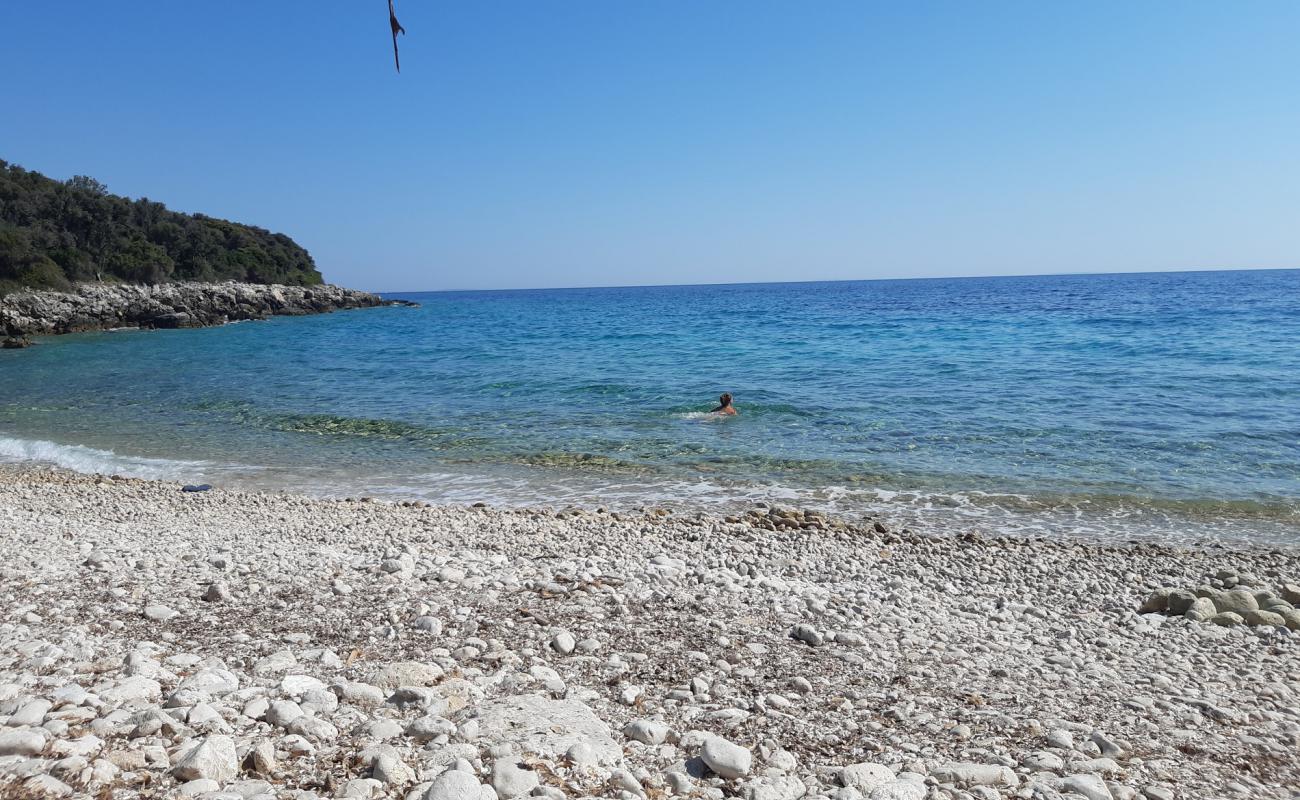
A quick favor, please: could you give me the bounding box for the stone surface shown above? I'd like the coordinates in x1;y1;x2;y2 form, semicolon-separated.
473;695;621;764
0;465;1296;800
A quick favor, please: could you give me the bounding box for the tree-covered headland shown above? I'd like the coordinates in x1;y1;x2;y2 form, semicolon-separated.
0;160;322;295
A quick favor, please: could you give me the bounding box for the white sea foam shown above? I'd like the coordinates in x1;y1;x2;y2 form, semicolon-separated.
2;435;1294;549
0;436;248;481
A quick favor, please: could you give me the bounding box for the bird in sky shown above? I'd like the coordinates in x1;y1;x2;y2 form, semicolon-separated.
389;0;406;73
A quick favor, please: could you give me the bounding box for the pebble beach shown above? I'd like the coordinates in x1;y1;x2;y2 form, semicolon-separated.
1;465;1297;800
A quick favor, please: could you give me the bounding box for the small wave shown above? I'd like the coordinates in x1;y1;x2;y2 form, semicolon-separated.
673;411;728;421
0;436;247;481
663;402;816;419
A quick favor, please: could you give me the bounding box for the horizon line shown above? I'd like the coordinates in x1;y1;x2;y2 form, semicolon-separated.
366;265;1298;296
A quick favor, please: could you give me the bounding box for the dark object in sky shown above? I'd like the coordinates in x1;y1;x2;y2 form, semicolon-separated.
182;484;213;493
389;0;406;73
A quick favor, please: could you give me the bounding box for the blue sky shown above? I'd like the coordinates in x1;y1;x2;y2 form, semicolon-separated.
3;1;1297;291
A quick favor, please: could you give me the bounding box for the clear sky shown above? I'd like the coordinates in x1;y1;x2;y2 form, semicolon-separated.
3;2;1297;291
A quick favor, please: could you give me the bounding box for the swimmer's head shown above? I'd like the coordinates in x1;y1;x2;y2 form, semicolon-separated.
719;393;732;407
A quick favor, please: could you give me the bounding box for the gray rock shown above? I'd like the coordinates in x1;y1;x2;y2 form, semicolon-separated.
408;714;457;742
414;616;444;634
1022;751;1064;771
203;582;231;602
1166;589;1197;615
143;604;178;622
792;624;824;646
1242;609;1285;627
1089;731;1125;758
1138;589;1169;613
1061;773;1114;800
1210;612;1244;627
243;740;276;775
1184;596;1217;622
551;631;576;655
1213;589;1258;616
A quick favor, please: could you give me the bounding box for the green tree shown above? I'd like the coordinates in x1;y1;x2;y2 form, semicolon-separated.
0;161;324;289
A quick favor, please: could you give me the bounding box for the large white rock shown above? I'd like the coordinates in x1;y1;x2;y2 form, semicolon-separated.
471;695;621;765
23;775;74;797
98;676;162;705
869;780;925;800
177;668;239;697
0;728;48;756
701;736;752;779
1060;774;1114;800
266;700;305;728
253;651;297;675
171;735;238;782
930;763;1017;788
424;769;485;800
623;719;671;745
371;661;444;690
491;756;540;798
279;674;327;697
743;774;808;800
335;681;387;707
839;763;894;794
7;699;52;727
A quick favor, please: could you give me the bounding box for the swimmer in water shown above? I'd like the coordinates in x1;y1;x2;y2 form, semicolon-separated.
711;393;738;415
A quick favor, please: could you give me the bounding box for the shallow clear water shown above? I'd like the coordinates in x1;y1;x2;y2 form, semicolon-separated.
3;270;1298;546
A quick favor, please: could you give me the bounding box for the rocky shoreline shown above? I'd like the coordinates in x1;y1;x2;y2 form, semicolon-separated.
0;465;1294;796
0;466;1297;799
0;282;412;342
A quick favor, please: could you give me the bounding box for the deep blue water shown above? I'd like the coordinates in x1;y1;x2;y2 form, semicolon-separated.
2;270;1298;545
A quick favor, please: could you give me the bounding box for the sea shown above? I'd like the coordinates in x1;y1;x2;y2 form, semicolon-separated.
2;269;1298;547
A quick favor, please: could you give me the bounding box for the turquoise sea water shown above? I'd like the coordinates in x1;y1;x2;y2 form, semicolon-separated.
2;270;1298;546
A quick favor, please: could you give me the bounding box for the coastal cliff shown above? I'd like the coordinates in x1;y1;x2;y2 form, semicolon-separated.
0;281;405;340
